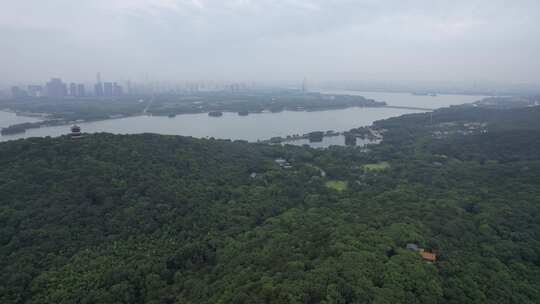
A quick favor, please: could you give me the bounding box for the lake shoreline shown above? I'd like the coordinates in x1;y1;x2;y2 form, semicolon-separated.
0;91;484;144
1;104;390;136
1;106;423;143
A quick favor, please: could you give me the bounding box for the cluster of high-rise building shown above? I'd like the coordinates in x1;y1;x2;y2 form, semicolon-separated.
93;73;123;97
6;75;265;99
124;81;257;95
9;73;124;99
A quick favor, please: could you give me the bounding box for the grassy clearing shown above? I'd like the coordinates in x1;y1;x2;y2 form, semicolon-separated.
325;180;348;191
363;161;390;172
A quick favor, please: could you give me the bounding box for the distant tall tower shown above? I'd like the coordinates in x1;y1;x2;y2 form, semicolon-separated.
302;77;308;94
77;84;85;97
69;83;77;96
95;72;104;97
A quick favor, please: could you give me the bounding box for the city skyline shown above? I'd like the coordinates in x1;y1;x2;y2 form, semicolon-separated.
5;74;275;98
6;74;540;99
9;75;127;98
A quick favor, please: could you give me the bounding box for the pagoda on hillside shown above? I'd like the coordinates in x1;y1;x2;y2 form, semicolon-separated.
70;125;83;139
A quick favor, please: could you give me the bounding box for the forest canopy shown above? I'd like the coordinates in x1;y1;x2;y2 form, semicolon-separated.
1;105;540;303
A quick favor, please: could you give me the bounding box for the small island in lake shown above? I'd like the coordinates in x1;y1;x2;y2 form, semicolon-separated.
1;124;28;135
208;111;223;117
308;131;324;142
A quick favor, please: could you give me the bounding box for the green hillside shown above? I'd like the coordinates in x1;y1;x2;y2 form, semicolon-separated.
1;106;540;303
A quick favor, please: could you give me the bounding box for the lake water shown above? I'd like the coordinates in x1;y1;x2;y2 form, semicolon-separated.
0;91;484;144
318;90;485;109
0;111;41;129
0;107;422;143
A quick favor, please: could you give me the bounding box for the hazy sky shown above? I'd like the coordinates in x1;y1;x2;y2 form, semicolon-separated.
2;0;540;84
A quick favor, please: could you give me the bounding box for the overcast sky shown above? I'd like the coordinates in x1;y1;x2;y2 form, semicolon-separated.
2;0;540;84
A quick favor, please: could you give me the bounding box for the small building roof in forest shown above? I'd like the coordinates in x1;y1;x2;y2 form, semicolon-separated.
420;251;437;262
406;243;419;252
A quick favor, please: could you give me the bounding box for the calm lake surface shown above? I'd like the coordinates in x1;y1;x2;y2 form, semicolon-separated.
0;111;41;129
319;90;485;109
0;91;485;144
0;107;421;143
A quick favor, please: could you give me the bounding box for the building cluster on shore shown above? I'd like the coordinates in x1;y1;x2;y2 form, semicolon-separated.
6;75;263;100
10;74;124;99
262;127;383;147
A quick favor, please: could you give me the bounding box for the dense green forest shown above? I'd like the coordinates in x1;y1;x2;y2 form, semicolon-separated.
1;105;540;303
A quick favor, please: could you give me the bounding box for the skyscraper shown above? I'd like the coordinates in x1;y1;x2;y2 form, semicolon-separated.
27;85;43;97
94;83;103;97
113;82;123;96
46;78;67;98
302;77;308;94
77;84;85;97
94;72;103;97
11;86;27;98
69;83;77;96
103;82;113;97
